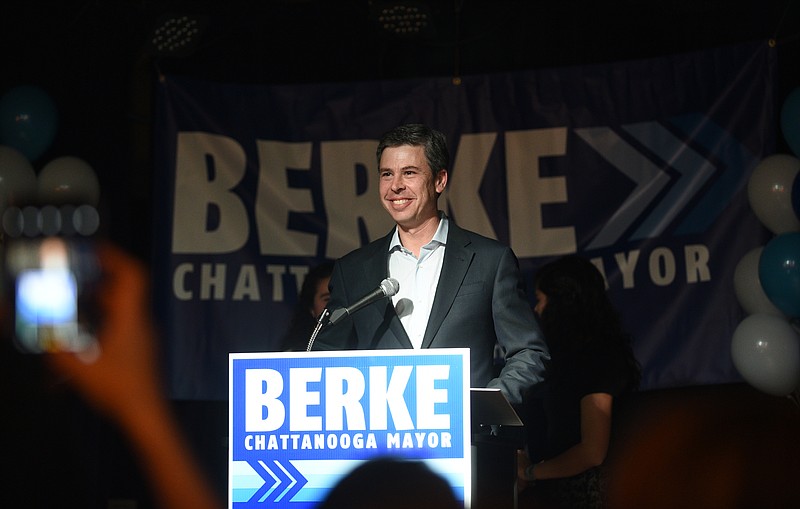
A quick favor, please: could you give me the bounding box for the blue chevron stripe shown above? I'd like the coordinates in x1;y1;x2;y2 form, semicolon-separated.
245;458;309;504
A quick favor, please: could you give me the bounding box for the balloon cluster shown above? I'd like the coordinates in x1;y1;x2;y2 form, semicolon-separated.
0;86;100;237
731;86;800;401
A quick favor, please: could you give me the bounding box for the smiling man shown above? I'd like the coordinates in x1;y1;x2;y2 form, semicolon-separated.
313;124;549;405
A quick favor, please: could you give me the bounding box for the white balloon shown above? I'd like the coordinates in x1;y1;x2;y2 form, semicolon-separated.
747;154;800;234
0;144;37;209
731;313;800;396
733;247;784;317
38;156;100;206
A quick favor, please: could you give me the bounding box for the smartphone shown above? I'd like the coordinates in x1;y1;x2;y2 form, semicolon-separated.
4;237;100;353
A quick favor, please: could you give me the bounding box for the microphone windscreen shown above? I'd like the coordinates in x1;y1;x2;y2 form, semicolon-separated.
381;278;400;297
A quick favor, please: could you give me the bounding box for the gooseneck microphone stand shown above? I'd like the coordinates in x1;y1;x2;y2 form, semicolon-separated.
305;308;330;352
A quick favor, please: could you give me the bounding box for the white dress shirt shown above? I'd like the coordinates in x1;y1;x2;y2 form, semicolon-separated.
387;215;448;349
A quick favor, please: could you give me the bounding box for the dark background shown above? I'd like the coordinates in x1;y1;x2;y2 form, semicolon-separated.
1;0;799;260
1;1;799;507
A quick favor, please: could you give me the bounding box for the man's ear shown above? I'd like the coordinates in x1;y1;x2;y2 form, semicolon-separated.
435;169;448;193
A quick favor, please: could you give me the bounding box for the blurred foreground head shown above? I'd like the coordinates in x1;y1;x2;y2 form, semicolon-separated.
317;457;461;509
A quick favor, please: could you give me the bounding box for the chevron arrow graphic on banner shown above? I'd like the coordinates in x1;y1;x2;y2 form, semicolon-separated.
247;459;307;504
574;126;671;249
669;113;759;235
575;116;757;249
622;121;716;241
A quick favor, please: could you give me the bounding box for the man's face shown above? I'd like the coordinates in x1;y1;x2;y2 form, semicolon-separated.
378;145;447;230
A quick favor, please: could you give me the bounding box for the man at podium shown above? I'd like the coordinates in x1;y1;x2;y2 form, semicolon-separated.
311;123;549;406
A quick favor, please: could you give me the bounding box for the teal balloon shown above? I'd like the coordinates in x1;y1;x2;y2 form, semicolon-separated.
782;87;800;158
758;232;800;318
0;85;58;162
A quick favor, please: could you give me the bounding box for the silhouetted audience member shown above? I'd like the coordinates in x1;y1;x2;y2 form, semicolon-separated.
517;255;640;509
317;456;461;509
281;261;333;351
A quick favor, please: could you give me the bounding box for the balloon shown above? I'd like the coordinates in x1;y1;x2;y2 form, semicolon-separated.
0;145;37;210
731;313;800;396
0;85;58;162
733;247;784;317
758;232;800;318
37;156;100;206
747;154;800;234
781;86;800;158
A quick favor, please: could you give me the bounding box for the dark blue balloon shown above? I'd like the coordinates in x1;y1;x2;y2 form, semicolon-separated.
758;232;800;318
0;85;58;162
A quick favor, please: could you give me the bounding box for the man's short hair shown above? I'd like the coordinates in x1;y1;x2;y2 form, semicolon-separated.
376;124;449;175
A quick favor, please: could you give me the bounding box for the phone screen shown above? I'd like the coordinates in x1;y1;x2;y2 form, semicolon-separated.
15;267;85;351
5;237;98;353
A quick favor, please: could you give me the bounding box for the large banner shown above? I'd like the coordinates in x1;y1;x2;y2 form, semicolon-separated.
154;41;776;400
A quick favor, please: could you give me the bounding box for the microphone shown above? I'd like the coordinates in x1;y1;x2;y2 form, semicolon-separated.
327;278;400;326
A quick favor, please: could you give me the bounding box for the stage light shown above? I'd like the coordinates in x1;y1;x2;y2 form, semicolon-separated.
372;1;435;38
148;13;207;57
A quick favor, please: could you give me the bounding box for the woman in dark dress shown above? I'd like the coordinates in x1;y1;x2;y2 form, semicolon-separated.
518;255;641;509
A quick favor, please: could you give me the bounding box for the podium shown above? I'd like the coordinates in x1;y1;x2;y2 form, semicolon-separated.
228;350;525;509
470;388;524;509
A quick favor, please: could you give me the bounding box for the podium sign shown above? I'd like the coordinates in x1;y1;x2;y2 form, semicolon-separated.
229;348;472;508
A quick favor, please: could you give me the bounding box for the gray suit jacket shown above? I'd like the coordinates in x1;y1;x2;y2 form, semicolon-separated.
313;220;549;404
